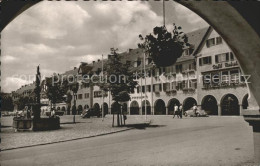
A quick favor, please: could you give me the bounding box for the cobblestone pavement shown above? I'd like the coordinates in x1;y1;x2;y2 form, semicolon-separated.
0;116;255;166
1;115;148;150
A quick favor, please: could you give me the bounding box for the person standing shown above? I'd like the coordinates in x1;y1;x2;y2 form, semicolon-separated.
193;104;198;117
179;104;183;119
173;104;179;118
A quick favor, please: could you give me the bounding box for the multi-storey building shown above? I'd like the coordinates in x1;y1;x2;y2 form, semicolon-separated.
11;26;258;116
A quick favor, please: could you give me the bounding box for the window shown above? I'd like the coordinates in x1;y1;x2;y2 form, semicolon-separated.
211;72;220;86
94;91;102;98
203;74;211;86
85;93;89;99
221;71;229;83
215;53;229;63
206;38;215;48
78;94;83;100
230;52;235;61
216;37;222;45
230;70;239;83
171;82;176;90
176;64;183;73
199;56;212;66
184;49;189;56
176;82;182;90
137;86;140;93
147;85;151;92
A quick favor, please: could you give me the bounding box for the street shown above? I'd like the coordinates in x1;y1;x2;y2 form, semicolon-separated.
0;116;254;166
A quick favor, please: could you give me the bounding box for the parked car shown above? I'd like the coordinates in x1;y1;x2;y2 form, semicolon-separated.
81;108;104;118
184;109;208;117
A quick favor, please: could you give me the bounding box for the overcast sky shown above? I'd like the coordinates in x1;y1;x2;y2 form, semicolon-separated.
1;1;208;93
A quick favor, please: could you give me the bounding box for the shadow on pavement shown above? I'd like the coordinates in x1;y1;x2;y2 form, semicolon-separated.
124;123;166;130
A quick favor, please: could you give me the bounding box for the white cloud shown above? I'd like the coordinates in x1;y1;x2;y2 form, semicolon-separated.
173;3;208;30
2;77;32;93
2;1;204;93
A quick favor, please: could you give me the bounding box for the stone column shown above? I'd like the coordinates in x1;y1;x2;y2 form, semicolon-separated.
128;107;130;115
166;107;169;115
239;104;243;116
244;114;260;164
218;104;221;116
139;107;142;115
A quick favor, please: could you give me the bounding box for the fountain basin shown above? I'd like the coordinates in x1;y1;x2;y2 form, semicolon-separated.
13;117;60;131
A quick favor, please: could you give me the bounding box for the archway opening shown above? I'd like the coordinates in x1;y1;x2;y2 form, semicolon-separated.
61;106;66;112
201;95;218;115
77;105;83;115
183;97;197;111
142;100;151;115
221;94;239;115
103;103;109;115
93;103;100;113
130;101;139;115
122;103;128;114
167;98;180;115
242;94;249;109
154;99;166;115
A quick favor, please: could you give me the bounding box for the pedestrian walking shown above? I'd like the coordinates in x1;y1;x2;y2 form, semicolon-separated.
179;104;183;119
173;104;179;118
193;104;198;117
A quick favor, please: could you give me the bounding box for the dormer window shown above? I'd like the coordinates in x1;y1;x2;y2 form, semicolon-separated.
184;49;189;56
206;38;215;48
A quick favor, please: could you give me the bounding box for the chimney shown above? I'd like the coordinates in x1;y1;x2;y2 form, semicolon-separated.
74;67;77;70
93;61;95;64
98;59;100;62
128;48;133;53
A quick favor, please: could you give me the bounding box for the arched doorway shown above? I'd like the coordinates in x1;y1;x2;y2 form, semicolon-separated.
242;94;249;109
93;103;100;113
84;104;89;109
130;101;139;115
102;103;109;115
201;95;218;115
183;97;197;111
61;106;66;112
142;100;151;115
111;102;121;114
122;103;128;114
221;94;239;115
167;98;180;115
154;99;166;115
77;105;83;115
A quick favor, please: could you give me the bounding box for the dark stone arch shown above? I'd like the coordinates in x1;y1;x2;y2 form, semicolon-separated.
242;94;249;109
167;98;180;115
154;99;166;115
142;100;151;115
130;101;139;115
221;94;239;116
201;95;218;115
102;102;109;115
183;97;197;111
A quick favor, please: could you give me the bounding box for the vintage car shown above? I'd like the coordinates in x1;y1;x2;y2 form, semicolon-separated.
81;108;104;118
184;109;208;117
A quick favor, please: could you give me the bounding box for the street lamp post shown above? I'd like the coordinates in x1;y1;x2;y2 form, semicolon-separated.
71;82;79;124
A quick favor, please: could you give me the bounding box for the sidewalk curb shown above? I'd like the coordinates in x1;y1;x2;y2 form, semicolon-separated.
1;127;135;152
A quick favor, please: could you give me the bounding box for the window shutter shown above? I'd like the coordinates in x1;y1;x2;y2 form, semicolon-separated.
226;53;229;61
215;55;219;63
199;58;202;66
209;56;212;64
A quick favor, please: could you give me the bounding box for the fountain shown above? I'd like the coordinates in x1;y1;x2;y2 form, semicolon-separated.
13;66;60;131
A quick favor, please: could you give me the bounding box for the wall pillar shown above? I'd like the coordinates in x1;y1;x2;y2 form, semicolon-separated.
166;107;169;115
139;107;142;115
218;104;222;116
128;107;130;115
244;115;260;164
239;104;243;116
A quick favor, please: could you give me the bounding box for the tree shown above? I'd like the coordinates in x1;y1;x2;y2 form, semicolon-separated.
102;48;138;127
0;94;14;111
45;75;68;111
138;24;190;67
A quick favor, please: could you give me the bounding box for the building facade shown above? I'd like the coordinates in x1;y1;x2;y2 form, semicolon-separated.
11;26;257;116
